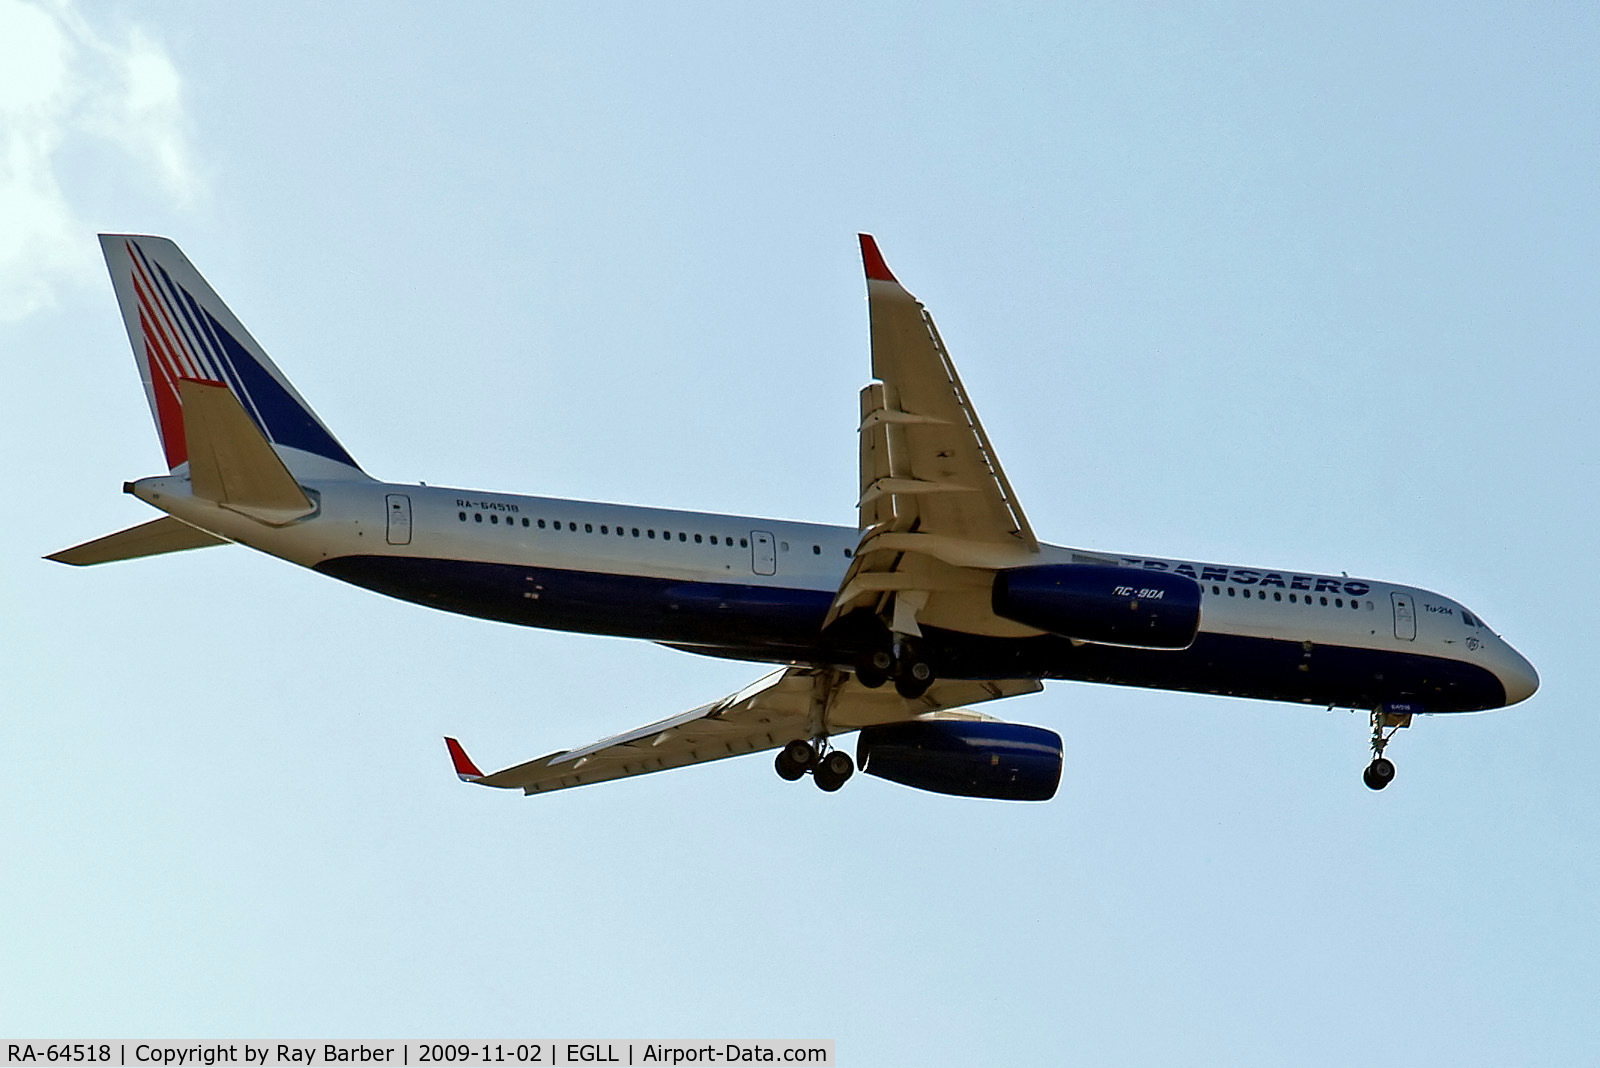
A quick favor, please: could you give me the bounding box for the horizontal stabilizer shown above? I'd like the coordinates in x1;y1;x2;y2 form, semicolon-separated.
180;378;315;524
46;516;228;566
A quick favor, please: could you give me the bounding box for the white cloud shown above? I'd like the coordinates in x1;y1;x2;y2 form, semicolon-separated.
0;0;202;321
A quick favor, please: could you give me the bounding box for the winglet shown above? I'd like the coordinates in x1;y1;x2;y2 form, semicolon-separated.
859;234;898;283
445;737;484;782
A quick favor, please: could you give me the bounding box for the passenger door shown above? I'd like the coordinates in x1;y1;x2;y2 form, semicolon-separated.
1391;592;1416;641
386;494;413;545
751;530;776;575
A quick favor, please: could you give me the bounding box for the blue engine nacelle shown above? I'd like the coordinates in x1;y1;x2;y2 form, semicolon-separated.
855;719;1064;801
991;564;1201;649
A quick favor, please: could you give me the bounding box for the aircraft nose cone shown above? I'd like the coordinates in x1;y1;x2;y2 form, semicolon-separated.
1500;648;1540;706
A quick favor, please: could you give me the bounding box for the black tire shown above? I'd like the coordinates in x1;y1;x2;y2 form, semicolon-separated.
1363;757;1396;791
782;738;817;767
775;750;806;781
813;765;845;792
894;672;932;700
822;750;854;783
774;739;816;781
856;667;888;689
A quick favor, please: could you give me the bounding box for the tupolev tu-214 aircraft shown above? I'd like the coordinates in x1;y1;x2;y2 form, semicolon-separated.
51;233;1538;800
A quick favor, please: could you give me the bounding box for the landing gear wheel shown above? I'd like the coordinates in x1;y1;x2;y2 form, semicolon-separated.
1363;757;1396;791
1364;705;1411;792
890;637;934;699
774;739;817;781
894;659;933;700
856;650;893;689
812;751;855;792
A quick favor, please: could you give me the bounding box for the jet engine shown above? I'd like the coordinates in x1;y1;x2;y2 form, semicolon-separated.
855;719;1064;801
991;564;1201;649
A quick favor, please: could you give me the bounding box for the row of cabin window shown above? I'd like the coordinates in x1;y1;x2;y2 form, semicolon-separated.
457;511;845;557
1210;584;1369;611
459;510;750;547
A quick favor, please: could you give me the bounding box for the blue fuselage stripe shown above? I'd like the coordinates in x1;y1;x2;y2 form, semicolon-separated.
313;554;1507;712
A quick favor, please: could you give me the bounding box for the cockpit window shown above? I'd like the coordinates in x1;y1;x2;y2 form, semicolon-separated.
1462;610;1480;627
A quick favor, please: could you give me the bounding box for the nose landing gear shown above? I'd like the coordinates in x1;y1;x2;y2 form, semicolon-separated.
773;738;856;792
1363;705;1414;790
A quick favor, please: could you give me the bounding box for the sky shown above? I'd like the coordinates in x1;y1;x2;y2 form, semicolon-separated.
3;0;1598;1061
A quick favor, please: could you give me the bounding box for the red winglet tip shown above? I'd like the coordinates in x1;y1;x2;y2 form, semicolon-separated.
445;737;483;780
858;233;897;283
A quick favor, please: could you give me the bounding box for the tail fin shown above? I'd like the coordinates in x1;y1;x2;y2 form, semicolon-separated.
100;235;366;478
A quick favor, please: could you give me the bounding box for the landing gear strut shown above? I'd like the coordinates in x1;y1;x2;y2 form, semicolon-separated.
1363;706;1412;790
773;738;855;792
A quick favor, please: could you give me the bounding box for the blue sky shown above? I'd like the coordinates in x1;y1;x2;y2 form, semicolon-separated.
3;2;1597;1062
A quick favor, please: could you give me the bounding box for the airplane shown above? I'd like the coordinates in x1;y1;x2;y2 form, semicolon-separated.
50;233;1539;801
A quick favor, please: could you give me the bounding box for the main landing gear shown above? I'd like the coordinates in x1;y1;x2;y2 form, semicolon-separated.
774;738;855;792
1363;706;1413;790
854;636;934;700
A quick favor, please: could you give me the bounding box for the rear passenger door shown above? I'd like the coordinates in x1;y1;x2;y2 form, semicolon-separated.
751;530;776;575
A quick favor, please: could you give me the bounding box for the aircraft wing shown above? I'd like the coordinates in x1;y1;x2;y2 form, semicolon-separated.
446;668;1040;796
827;236;1043;639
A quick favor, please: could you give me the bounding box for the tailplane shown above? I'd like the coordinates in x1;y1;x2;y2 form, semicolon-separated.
47;516;227;567
101;234;366;479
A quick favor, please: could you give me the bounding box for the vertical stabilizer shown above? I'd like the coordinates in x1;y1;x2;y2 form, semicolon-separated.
100;235;366;478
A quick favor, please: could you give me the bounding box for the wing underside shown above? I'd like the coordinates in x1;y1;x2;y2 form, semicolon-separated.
449;668;1040;796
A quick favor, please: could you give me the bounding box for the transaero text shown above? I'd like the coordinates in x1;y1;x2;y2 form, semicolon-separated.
1122;558;1372;597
